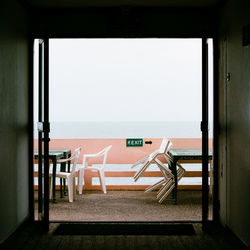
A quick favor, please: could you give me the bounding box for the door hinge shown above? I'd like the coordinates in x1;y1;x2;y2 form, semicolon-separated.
37;122;43;132
200;121;208;132
37;122;50;133
42;137;51;142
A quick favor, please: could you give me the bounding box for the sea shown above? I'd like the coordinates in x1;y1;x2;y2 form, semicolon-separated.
34;121;213;139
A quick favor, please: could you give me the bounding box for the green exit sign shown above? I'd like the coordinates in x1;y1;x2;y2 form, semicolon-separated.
126;138;143;147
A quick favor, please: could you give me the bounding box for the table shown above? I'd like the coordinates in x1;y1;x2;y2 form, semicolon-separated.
34;149;71;203
168;149;213;204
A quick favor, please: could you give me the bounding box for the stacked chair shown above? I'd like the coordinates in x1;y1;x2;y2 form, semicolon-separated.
132;138;185;203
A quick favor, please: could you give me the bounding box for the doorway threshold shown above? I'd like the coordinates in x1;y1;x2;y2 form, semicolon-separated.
52;222;196;235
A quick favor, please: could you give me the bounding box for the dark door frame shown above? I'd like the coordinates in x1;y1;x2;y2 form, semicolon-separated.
29;38;50;231
41;38;50;231
29;36;218;231
201;38;209;229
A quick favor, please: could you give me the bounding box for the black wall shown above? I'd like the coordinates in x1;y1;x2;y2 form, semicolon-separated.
0;0;30;243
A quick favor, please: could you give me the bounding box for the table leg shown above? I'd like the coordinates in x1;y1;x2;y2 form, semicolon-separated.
60;177;63;198
63;179;66;196
65;153;71;196
52;158;57;203
59;161;66;197
67;153;71;172
170;158;178;205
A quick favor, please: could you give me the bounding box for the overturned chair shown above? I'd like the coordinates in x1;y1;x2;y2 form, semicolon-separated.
131;138;185;203
153;159;185;203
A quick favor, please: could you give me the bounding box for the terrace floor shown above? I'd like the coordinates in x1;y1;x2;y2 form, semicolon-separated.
35;190;212;221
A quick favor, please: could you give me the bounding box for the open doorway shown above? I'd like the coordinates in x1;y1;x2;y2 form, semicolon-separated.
33;38;214;223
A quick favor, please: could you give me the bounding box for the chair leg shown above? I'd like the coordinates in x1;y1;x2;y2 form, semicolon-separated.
157;178;174;199
67;176;73;202
145;179;166;193
98;169;106;194
134;161;150;181
158;183;175;203
60;178;63;198
78;169;84;195
73;177;76;198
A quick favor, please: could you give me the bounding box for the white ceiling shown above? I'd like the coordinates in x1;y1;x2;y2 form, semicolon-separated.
25;0;225;8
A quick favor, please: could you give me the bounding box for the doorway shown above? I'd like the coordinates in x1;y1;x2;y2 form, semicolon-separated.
33;38;214;227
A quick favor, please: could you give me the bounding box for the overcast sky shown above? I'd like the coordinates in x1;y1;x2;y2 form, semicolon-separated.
34;38;214;123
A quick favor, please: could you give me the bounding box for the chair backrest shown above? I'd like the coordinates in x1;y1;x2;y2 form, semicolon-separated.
100;145;112;167
82;145;112;168
159;138;173;154
70;147;81;175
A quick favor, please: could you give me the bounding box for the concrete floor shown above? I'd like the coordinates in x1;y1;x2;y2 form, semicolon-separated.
35;190;213;222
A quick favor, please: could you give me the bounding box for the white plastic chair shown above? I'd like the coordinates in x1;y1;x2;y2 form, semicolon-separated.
131;138;185;203
144;152;175;193
78;145;112;195
50;147;81;203
132;138;173;181
156;161;185;203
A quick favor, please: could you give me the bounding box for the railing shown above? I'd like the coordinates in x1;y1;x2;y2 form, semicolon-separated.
82;165;203;191
34;161;207;191
33;137;213;191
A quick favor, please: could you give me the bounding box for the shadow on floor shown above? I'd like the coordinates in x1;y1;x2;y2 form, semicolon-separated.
1;222;248;250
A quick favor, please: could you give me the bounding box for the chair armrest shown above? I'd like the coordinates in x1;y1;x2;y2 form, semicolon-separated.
57;154;75;163
57;158;70;163
131;156;148;168
155;158;174;178
83;153;104;159
131;149;159;168
177;162;185;171
148;149;160;160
